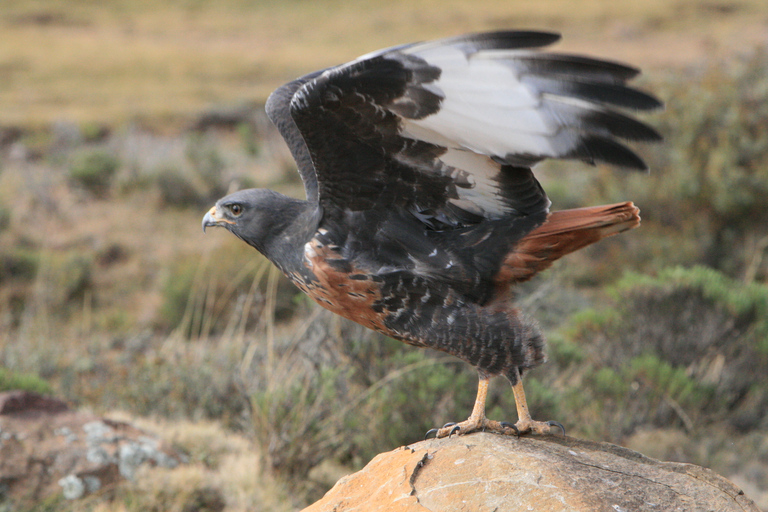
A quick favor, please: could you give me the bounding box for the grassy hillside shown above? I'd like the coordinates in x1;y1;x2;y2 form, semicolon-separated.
1;0;768;510
1;0;767;127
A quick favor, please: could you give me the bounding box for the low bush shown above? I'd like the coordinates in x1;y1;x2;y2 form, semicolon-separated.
550;266;768;439
0;247;39;284
154;164;208;208
68;149;120;197
185;133;228;201
37;251;95;315
0;203;10;232
0;367;52;394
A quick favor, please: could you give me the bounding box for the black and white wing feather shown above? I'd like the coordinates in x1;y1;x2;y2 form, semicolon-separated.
271;30;661;227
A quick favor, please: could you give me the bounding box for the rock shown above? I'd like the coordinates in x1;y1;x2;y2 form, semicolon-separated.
303;433;760;512
0;389;69;415
0;391;184;503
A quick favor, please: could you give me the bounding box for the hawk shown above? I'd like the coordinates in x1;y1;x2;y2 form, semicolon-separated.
203;30;661;438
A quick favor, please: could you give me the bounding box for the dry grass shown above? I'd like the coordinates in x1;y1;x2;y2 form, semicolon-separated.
1;0;767;127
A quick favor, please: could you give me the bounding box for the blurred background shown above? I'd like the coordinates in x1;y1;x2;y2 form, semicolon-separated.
1;0;768;510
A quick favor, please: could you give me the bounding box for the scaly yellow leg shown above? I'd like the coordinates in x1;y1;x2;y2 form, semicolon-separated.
429;374;564;438
511;379;562;436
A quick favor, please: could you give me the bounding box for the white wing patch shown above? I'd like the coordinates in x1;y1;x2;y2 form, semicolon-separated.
437;148;510;218
396;46;553;220
399;44;576;160
388;41;635;221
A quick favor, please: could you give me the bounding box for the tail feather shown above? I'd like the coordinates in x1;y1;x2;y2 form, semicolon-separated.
494;201;640;292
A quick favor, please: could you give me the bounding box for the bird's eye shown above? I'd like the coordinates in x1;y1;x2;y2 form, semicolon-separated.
229;204;242;216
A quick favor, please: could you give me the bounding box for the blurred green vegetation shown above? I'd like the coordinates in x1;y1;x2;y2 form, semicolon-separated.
68;149;120;197
0;368;52;394
542;265;768;439
0;247;39;285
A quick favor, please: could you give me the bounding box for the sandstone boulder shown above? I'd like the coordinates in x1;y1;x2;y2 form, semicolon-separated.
304;433;760;512
0;391;184;503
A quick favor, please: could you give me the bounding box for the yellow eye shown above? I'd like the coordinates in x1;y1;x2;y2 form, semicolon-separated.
229;204;242;216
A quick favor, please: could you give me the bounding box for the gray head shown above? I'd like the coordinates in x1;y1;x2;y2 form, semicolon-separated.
202;188;318;262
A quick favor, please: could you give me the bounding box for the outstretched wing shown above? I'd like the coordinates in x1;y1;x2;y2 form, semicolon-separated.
282;30;661;228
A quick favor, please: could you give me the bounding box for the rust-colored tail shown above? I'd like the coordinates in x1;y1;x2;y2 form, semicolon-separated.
494;201;640;293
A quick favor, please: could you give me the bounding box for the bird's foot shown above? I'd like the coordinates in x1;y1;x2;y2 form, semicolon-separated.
425;416;519;439
425;417;564;439
503;418;566;437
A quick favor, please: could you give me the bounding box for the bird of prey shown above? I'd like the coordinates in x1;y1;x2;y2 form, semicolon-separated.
203;30;661;438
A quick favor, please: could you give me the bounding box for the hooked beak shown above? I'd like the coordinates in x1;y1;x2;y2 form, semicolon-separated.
202;205;233;233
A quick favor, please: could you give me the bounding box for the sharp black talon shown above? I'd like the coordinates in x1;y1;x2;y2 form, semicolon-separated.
547;420;566;436
424;428;439;440
448;425;461;438
500;421;520;436
442;422;456;429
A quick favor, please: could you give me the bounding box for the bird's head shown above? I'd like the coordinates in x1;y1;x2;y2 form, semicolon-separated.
204;188;259;231
202;188;285;247
203;188;318;260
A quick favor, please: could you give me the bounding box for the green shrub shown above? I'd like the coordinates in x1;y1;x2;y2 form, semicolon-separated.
117;346;247;427
237;122;260;156
79;122;109;142
359;348;475;459
249;361;351;481
562;308;620;339
68;148;120;197
0;204;10;232
0;247;39;283
626;353;713;411
546;332;585;367
0;367;52;394
185;133;227;200
555;266;768;436
589;367;629;399
44;251;94;310
150;134;234;208
58;253;93;303
160;264;190;331
612;266;768;354
154;165;206;208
